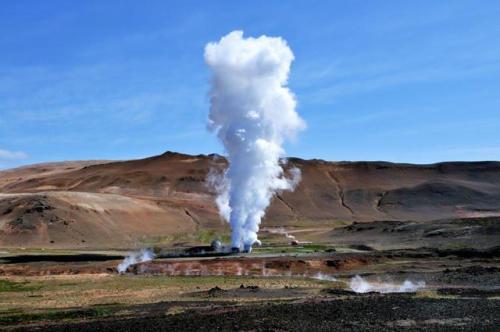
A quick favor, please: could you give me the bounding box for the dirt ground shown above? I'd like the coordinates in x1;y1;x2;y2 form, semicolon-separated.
0;245;498;331
13;294;499;332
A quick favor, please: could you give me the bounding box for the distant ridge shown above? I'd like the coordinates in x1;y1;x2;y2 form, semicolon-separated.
1;151;499;248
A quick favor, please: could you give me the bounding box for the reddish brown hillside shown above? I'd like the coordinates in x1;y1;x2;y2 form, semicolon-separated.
1;151;499;248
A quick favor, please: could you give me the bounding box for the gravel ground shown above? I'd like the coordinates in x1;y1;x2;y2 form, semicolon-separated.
16;293;500;332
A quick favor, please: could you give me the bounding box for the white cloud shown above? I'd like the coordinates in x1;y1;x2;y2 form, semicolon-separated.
0;149;28;160
305;61;500;104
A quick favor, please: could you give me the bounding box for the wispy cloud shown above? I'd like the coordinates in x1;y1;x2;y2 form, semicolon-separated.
294;11;500;106
0;149;28;160
0;62;206;126
381;116;500;138
303;60;500;104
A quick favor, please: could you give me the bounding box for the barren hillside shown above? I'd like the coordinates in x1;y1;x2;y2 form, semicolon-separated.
1;151;499;248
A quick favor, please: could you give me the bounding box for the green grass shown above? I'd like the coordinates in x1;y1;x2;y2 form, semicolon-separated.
140;229;231;246
139;219;351;248
0;274;336;326
0;280;41;293
0;248;128;258
12;274;295;294
254;243;336;254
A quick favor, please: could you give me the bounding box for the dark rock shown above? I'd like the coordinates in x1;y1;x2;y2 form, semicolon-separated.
350;244;374;251
207;286;226;297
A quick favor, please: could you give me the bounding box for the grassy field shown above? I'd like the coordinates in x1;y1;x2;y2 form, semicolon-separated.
0;244;498;330
0;274;337;307
0;274;341;328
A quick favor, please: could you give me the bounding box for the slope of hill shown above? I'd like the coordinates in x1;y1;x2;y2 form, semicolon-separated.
1;151;499;248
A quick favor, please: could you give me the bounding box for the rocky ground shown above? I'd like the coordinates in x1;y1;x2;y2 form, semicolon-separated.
15;294;498;332
0;245;498;331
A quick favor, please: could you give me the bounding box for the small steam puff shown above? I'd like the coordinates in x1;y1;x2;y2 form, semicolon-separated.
312;272;337;281
117;249;155;273
205;31;305;252
350;275;425;293
268;227;296;241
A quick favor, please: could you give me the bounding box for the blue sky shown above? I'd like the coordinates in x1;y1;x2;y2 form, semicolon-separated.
1;0;499;169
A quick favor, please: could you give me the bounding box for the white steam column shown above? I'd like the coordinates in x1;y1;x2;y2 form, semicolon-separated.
205;31;305;252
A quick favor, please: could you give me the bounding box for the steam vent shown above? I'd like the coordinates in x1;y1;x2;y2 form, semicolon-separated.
2;2;500;330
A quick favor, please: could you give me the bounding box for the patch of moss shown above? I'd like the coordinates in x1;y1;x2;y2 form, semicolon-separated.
0;280;40;292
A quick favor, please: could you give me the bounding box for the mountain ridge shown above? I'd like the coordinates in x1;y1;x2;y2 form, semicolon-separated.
1;151;499;248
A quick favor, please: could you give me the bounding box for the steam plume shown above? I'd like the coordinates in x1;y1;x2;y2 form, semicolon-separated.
312;272;337;281
205;31;305;252
350;275;426;293
117;249;155;273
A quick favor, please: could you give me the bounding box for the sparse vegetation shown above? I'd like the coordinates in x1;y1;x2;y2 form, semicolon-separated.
139;229;231;247
254;243;340;254
0;247;497;330
0;279;40;292
0;307;111;326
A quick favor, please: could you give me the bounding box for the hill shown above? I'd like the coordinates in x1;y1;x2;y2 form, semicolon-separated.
1;151;499;248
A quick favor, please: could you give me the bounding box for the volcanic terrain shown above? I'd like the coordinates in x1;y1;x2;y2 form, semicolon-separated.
0;152;499;331
1;151;500;249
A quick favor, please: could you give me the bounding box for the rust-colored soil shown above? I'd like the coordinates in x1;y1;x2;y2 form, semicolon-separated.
1;151;500;248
